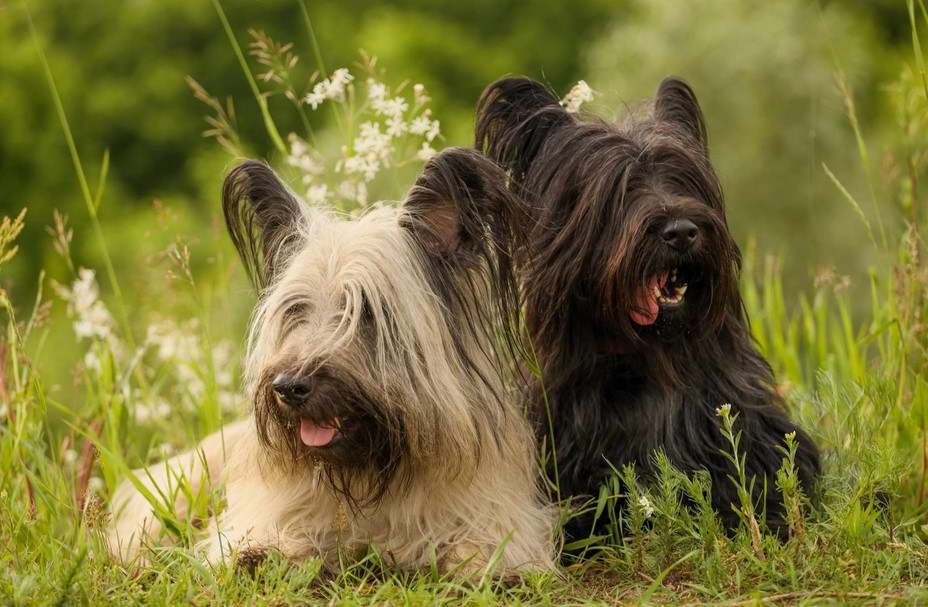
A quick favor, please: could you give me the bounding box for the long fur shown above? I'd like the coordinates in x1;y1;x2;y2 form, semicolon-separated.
475;76;821;541
108;148;555;574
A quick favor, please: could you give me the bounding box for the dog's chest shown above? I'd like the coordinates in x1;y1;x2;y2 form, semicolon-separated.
593;372;722;472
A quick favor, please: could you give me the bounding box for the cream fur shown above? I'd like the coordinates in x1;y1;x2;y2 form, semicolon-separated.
108;202;556;575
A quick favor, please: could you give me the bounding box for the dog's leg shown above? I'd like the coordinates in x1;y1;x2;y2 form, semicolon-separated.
196;438;330;566
438;504;555;578
106;418;252;563
441;542;492;577
434;464;557;577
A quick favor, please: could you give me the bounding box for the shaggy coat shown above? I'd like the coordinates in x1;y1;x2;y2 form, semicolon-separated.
474;76;820;541
107;148;556;574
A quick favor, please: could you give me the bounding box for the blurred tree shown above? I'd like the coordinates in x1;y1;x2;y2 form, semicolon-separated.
584;0;898;285
0;0;618;305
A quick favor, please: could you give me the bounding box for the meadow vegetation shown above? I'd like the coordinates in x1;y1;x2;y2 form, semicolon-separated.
3;1;928;605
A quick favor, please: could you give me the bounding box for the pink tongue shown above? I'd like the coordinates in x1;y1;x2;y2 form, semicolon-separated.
299;419;337;447
630;273;666;326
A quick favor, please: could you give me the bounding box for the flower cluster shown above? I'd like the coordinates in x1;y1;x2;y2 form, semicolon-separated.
145;318;237;416
52;268;123;371
288;66;441;210
52;272;241;427
344;120;393;181
338;74;442;182
304;67;353;109
53;268;114;341
561;80;594;114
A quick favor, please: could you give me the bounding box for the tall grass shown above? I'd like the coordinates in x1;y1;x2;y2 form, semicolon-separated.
3;2;928;605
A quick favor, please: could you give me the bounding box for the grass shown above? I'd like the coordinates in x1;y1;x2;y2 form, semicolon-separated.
4;2;928;605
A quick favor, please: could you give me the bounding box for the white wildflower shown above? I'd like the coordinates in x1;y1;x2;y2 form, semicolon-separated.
409;113;432;136
307;183;330;205
413;83;430;107
417;142;437;161
305;89;326;110
135;398;169;423
287;133;310;161
84;349;102;372
373;96;408;119
561;80;594;114
342;121;393;182
286;133;324;183
146;319;200;362
342;155;381;182
638;495;654;518
88;477;104;493
328;68;353;93
425;118;441;142
353;122;392;158
355;180;368;205
408;110;441;142
63;449;78;464
367;80;387;103
54;268;115;341
304;67;354;109
135;403;153;422
337;180;367;206
385;116;408;138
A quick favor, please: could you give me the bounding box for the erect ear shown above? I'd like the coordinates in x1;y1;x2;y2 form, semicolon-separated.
474;76;573;188
654;77;709;149
401;147;526;356
401;147;525;263
222;160;306;291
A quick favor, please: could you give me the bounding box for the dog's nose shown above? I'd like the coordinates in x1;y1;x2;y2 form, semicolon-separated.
661;219;699;251
272;374;313;407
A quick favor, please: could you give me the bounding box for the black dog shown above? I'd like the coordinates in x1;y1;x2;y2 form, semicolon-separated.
475;76;820;541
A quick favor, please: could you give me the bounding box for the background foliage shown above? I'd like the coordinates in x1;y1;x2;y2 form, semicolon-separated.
4;1;928;604
0;0;913;306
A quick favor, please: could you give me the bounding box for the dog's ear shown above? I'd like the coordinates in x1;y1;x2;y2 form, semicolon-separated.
402;147;526;358
474;76;573;188
401;147;524;261
222;160;306;291
654;77;709;149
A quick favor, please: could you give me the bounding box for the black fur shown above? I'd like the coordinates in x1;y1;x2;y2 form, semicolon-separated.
475;76;821;541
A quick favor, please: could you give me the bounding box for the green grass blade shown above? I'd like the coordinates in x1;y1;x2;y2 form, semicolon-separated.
24;4;136;350
211;0;287;155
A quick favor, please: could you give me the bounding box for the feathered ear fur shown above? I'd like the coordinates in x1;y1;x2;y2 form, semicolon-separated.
222;160;306;291
402;147;524;258
474;77;573;188
401;147;527;351
654;77;709;150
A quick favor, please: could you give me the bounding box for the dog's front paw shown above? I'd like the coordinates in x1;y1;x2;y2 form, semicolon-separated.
440;543;491;579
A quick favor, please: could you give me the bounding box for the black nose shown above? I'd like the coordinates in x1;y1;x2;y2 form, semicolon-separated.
272;374;313;407
661;219;699;251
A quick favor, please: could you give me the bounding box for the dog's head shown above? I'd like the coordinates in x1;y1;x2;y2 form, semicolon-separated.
476;77;742;359
222;148;524;505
